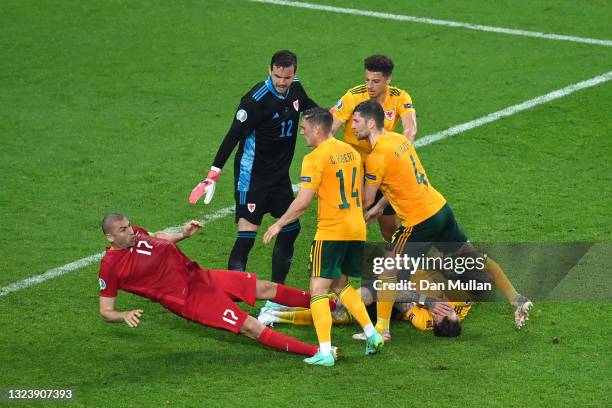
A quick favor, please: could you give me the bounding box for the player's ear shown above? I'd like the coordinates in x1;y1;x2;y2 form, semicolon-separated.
385;75;392;85
105;233;114;244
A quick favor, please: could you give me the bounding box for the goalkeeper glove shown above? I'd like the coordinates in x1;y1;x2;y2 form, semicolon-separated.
189;166;221;205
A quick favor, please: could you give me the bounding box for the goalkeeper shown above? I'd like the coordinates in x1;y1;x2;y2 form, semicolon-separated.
188;50;318;287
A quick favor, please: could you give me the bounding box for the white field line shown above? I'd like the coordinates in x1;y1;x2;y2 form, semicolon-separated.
0;206;234;298
414;70;612;148
2;71;612;298
250;0;612;47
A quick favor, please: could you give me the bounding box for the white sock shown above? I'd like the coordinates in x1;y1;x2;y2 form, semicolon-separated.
363;323;376;338
319;342;332;356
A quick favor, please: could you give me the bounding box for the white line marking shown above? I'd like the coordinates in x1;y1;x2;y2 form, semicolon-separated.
250;0;612;47
415;70;612;148
2;70;611;298
0;206;234;298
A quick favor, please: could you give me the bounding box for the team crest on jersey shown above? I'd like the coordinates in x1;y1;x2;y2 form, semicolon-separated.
99;278;106;290
247;203;256;213
293;99;299;111
236;109;248;123
384;109;395;121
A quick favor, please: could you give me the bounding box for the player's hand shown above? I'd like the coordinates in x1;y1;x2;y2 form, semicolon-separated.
189;167;221;205
430;302;453;317
365;205;384;224
263;223;281;245
182;220;203;238
123;309;143;328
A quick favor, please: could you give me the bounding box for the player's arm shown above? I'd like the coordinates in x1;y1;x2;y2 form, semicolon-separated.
395;290;447;309
263;188;316;244
299;83;319;111
363;182;380;210
153;220;203;243
99;296;143;328
330;116;345;135
364;190;388;224
401;111;417;143
330;92;354;137
189;97;261;205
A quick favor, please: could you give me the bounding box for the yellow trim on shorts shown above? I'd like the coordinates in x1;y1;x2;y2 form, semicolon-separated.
393;226;413;255
311;240;323;277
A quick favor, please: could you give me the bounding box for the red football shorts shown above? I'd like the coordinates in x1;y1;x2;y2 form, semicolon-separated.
181;269;257;333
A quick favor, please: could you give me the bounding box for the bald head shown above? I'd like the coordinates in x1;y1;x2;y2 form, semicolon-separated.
101;213;126;234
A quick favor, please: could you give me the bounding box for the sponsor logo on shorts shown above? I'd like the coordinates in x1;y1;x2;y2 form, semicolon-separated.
293;99;300;111
384;109;395;121
99;278;106;290
300;176;312;182
247;203;256;213
365;173;377;180
236;109;248;122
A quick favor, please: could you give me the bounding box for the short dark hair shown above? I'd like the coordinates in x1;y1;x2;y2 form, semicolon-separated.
101;213;126;234
364;54;394;77
433;317;462;337
270;50;297;70
302;107;333;134
354;99;385;130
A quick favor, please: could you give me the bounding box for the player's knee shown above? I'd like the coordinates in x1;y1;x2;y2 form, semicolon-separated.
240;316;264;339
255;280;277;299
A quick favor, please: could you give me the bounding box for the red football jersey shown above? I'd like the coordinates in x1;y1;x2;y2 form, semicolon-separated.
98;226;199;314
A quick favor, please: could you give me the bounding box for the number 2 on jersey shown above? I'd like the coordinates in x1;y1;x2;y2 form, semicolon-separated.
336;166;360;209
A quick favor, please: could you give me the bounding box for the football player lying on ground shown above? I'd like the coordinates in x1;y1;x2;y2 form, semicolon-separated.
258;269;470;338
97;213;329;358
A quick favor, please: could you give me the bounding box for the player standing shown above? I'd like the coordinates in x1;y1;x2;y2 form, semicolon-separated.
98;213;324;357
264;108;383;366
351;100;533;335
330;55;417;243
189;50;318;286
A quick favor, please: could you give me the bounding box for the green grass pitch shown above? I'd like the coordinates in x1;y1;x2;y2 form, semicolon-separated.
1;0;610;406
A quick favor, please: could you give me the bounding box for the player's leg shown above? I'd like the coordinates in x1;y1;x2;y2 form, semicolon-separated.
306;276;335;366
436;204;532;328
258;304;353;326
304;240;337;366
184;271;318;357
333;242;384;354
374;229;405;337
375;218;437;336
228;219;259;271
228;191;263;271
269;184;300;284
254;279;310;308
240;315;318;356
